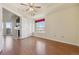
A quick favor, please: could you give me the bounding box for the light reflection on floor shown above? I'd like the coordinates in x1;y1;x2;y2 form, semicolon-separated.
2;36;14;54
0;36;4;53
4;36;13;50
36;40;46;54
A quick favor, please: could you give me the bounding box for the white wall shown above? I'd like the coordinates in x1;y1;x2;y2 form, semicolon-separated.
76;4;79;44
34;4;79;46
21;17;34;38
0;6;4;49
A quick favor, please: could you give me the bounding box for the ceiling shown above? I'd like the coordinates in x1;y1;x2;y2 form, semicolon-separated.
1;3;64;19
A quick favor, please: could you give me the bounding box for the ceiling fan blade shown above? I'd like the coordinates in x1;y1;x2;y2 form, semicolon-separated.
35;6;41;8
20;3;28;6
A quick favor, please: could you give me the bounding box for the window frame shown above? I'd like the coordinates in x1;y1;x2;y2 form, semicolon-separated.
35;18;45;33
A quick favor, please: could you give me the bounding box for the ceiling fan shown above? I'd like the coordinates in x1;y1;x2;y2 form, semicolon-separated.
20;3;41;12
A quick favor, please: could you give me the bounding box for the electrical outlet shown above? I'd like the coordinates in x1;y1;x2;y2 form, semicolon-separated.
61;36;64;38
54;35;56;37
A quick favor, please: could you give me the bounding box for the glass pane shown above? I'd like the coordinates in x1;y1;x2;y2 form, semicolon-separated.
36;21;45;28
35;21;45;33
6;22;12;28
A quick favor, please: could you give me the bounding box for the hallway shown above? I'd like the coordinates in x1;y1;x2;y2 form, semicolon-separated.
1;36;79;55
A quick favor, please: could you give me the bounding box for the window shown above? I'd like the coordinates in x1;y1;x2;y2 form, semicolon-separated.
35;18;45;33
6;22;12;29
6;22;12;34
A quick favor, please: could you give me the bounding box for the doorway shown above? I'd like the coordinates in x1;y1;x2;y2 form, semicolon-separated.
3;8;21;38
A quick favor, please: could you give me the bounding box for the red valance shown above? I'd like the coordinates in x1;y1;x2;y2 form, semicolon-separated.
35;18;45;23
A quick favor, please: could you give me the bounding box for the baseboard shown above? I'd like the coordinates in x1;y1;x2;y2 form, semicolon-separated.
20;36;33;39
20;33;33;39
33;35;79;47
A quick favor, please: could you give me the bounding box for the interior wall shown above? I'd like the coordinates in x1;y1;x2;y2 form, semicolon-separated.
34;4;79;46
0;6;4;49
21;17;34;38
76;4;79;44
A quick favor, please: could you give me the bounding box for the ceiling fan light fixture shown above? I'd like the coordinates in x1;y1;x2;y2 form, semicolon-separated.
29;8;34;11
20;3;41;16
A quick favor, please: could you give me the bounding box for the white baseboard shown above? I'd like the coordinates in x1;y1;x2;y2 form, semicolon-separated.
33;35;79;47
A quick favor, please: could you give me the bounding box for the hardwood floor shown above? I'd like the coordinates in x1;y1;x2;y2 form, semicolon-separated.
1;36;79;55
